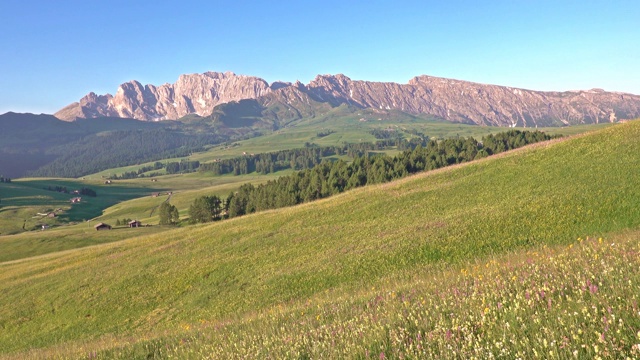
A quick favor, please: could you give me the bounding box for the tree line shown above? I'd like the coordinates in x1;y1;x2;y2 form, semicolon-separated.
43;185;97;197
106;134;430;181
166;160;201;174
186;130;559;223
197;138;428;177
109;162;165;180
109;159;201;180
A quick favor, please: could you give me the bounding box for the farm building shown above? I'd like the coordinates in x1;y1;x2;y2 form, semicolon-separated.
94;223;112;231
128;220;142;228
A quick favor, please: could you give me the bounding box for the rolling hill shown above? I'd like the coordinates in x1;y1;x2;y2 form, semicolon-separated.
1;121;639;358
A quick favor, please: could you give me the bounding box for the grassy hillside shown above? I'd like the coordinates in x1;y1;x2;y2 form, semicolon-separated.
46;232;638;359
1;121;639;358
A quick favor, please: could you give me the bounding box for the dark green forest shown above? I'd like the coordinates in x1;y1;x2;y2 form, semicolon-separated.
0;112;262;178
198;137;428;176
29;129;224;178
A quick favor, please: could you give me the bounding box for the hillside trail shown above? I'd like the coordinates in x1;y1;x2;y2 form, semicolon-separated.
148;192;173;217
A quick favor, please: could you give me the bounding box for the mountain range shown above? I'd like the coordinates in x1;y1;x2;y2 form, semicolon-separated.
55;71;640;127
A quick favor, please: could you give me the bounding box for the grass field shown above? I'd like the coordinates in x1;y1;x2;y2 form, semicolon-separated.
0;121;638;358
43;232;637;359
97;171;293;225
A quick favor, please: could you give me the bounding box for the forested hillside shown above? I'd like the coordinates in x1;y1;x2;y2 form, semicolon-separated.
29;129;223;178
0;112;258;178
188;130;558;222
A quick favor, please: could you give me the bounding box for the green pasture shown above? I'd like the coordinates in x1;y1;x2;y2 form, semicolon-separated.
2;178;157;223
0;225;169;263
35;232;638;359
0;119;618;259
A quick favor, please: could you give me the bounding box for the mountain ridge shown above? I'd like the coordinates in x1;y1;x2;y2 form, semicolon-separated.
55;72;640;127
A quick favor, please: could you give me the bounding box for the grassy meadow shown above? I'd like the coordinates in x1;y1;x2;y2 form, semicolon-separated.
43;233;638;359
0;121;639;358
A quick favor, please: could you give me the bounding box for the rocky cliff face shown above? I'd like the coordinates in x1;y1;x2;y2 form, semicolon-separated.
56;72;640;126
56;72;272;121
302;74;640;126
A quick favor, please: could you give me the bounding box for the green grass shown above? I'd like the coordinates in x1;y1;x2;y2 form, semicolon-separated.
0;225;169;263
0;184;68;235
5;178;158;221
98;171;293;225
44;233;638;359
0;121;639;358
3;117;609;240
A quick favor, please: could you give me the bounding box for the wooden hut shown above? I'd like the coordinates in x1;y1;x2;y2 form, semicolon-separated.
128;220;142;228
94;223;112;231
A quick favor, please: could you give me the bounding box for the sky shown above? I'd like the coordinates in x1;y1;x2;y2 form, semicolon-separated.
1;0;639;114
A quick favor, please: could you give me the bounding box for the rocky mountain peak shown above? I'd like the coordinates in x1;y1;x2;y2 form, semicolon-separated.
55;71;640;126
309;74;352;88
55;72;273;121
269;81;291;90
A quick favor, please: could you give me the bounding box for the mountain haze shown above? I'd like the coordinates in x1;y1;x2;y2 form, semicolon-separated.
56;72;640;126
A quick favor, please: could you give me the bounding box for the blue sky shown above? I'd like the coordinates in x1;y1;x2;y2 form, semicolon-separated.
1;0;638;114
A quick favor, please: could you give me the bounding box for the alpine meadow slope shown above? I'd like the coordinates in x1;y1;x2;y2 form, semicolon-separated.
1;121;640;358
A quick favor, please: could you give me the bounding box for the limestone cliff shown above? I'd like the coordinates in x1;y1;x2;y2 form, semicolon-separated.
56;72;640;126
